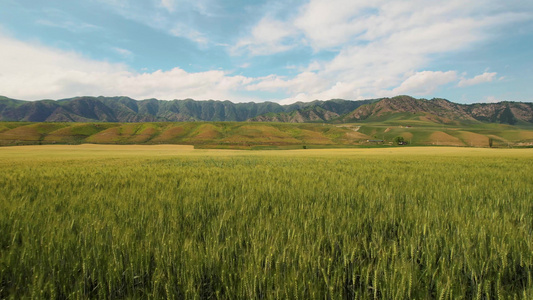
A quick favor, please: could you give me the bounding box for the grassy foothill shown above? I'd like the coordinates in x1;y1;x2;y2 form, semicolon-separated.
1;121;533;149
1;146;532;298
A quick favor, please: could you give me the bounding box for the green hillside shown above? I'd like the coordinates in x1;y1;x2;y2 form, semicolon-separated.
1;121;532;148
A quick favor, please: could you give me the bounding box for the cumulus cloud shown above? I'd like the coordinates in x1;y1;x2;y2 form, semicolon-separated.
232;17;299;55
391;71;458;95
0;33;255;101
293;0;382;49
458;72;497;87
233;0;530;103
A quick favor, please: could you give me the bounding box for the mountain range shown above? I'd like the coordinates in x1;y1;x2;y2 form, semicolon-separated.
1;95;532;125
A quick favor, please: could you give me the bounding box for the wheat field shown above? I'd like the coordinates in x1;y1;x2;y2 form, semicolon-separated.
1;145;532;299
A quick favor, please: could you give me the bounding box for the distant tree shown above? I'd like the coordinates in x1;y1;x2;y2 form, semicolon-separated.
303;145;307;149
489;138;493;148
394;136;406;145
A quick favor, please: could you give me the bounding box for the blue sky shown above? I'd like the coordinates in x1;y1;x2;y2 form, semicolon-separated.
0;0;532;104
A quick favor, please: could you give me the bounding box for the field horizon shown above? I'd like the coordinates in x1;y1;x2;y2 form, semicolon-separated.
2;144;533;157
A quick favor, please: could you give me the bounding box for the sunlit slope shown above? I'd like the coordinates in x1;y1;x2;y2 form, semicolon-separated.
1;121;533;148
351;121;533;147
0;122;370;148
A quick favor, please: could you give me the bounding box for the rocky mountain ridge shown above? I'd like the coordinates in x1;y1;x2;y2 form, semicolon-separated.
1;95;532;125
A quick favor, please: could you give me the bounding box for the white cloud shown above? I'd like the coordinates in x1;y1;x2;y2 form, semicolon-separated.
247;72;328;96
170;24;208;46
230;0;531;103
391;71;457;95
293;0;383;49
232;16;299;55
292;1;531;52
0;33;256;101
278;93;312;105
458;72;497;87
112;47;134;59
36;19;101;33
237;0;516;55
